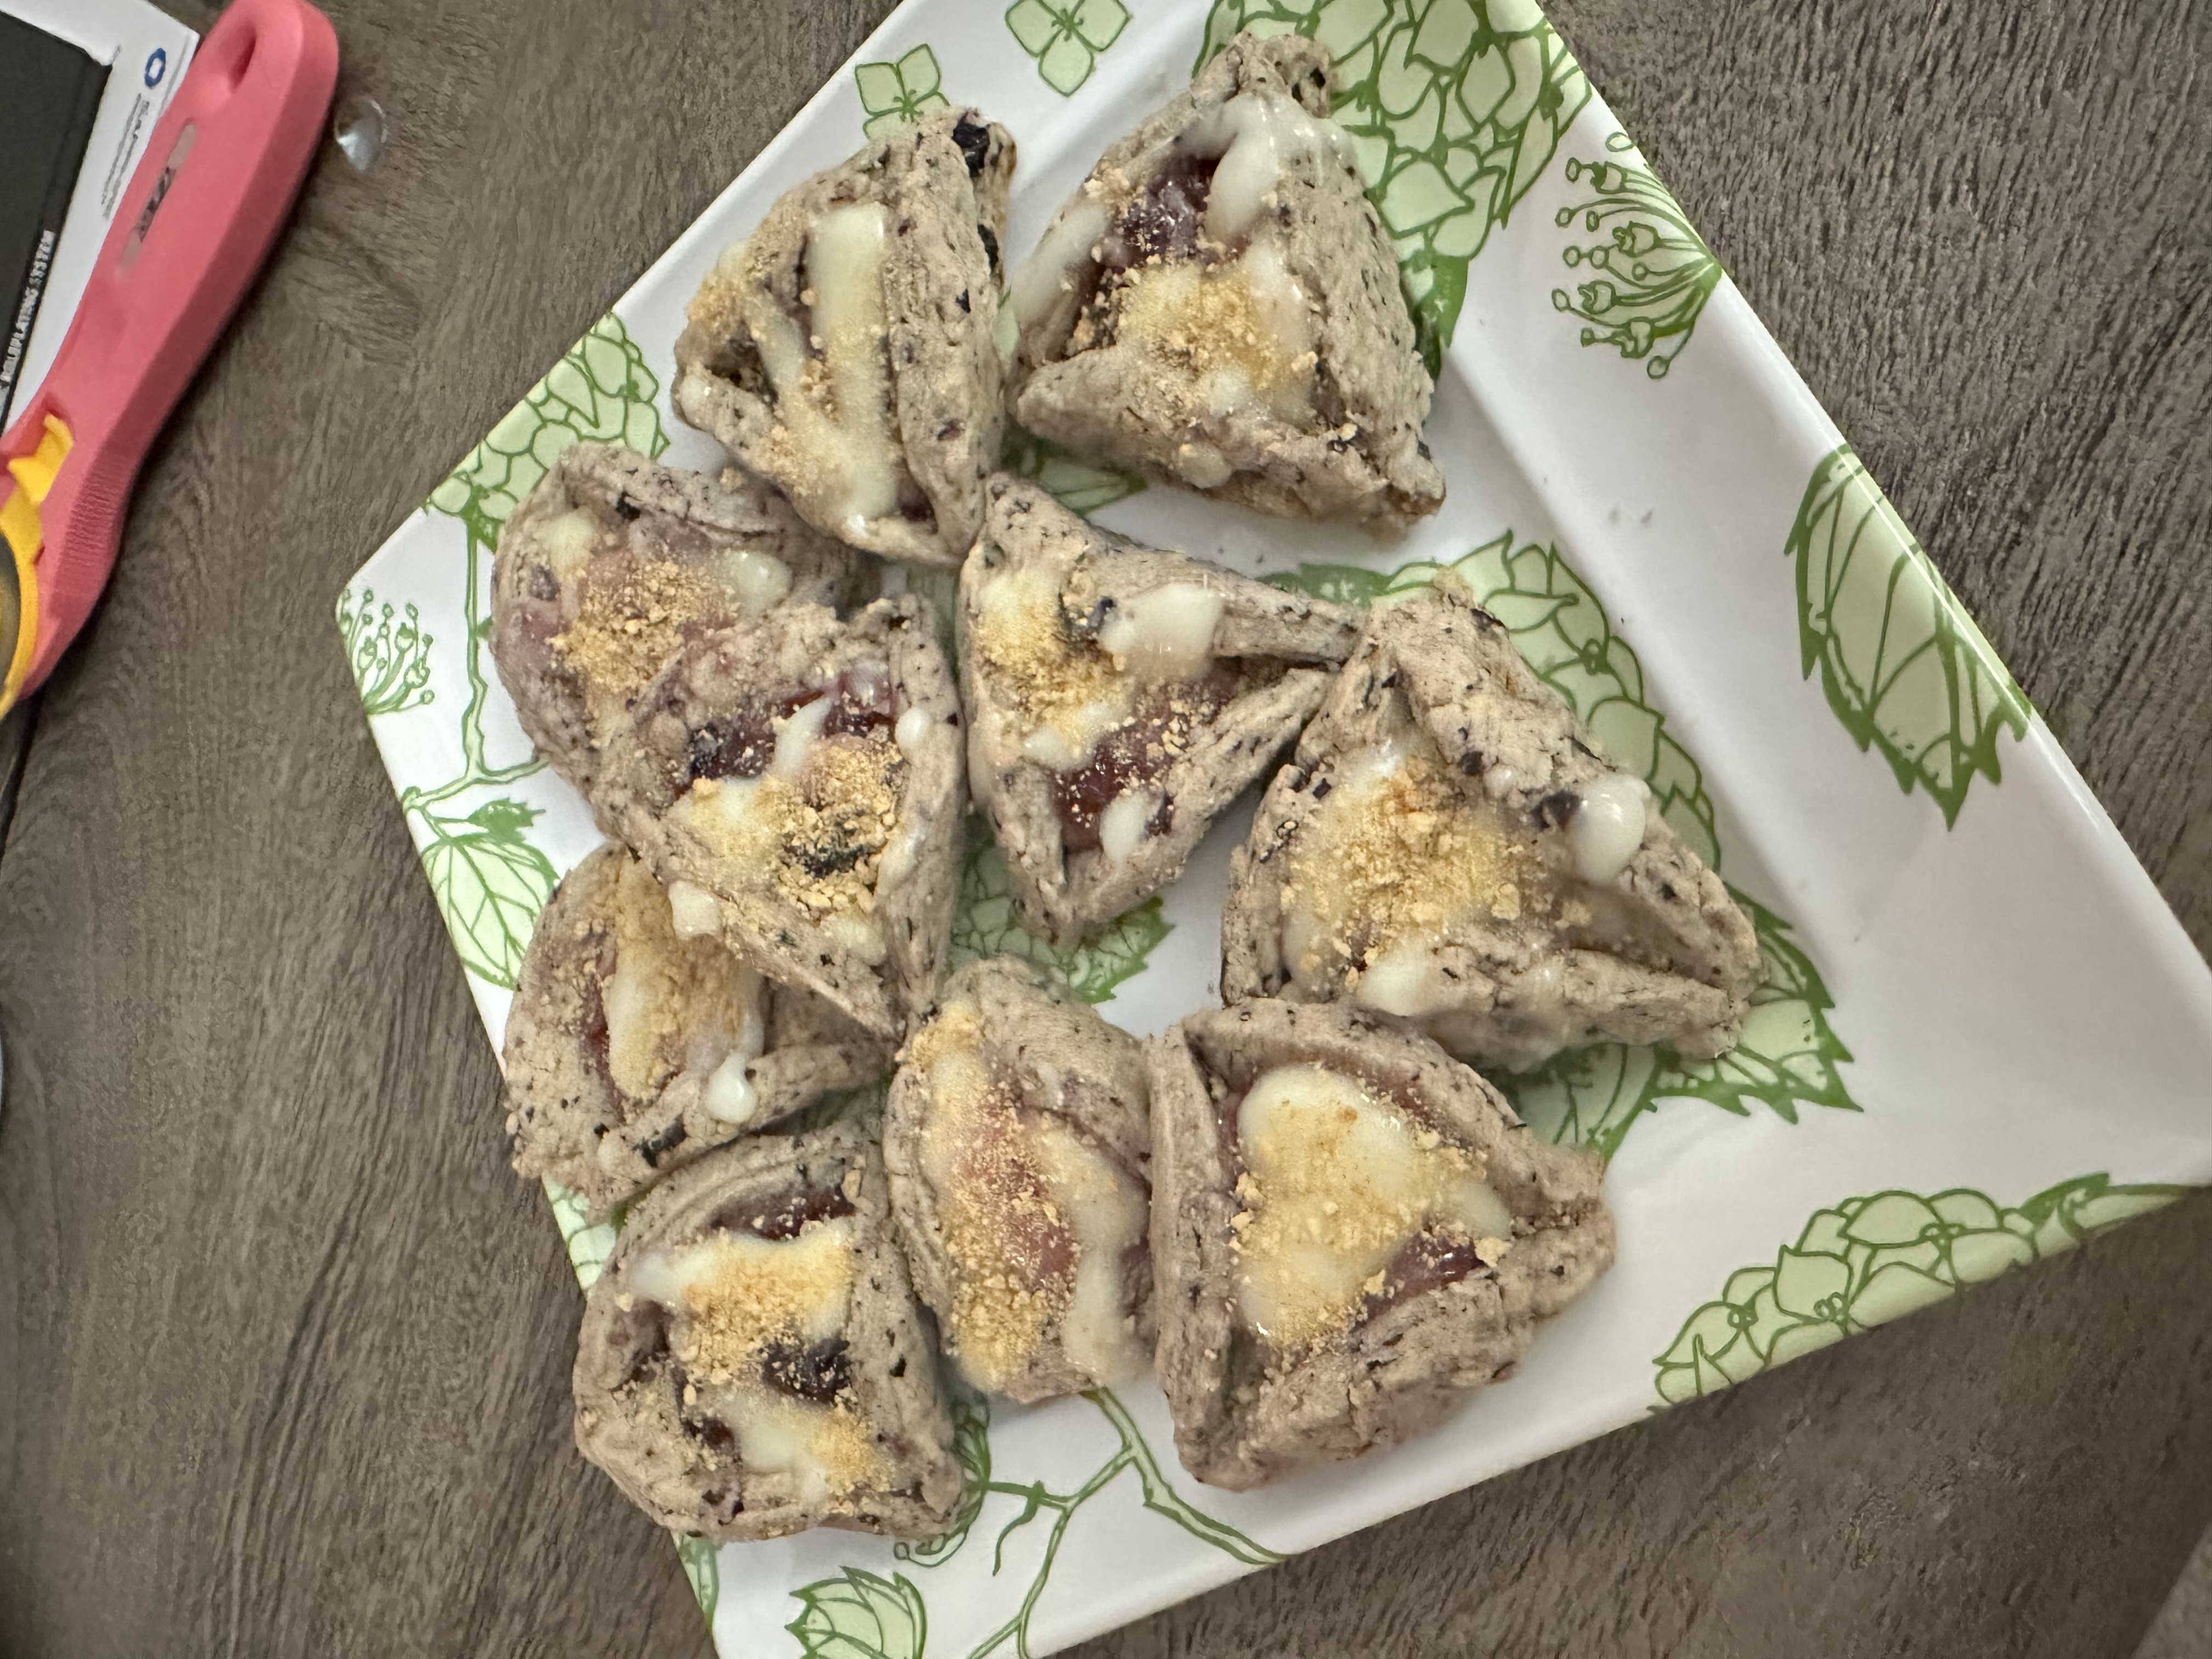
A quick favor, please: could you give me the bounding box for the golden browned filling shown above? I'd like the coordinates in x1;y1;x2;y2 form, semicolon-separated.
971;560;1260;865
1228;1062;1513;1350
668;668;909;962
910;999;1147;1390
627;1195;890;1503
585;854;768;1132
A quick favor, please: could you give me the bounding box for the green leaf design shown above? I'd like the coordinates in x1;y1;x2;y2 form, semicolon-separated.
1274;534;1857;1154
1006;0;1131;95
855;46;950;139
1199;0;1591;373
898;1380;992;1568
1001;425;1146;517
1654;896;1854;1124
336;586;434;716
675;1534;720;1625
1551;132;1723;379
543;1179;624;1289
1787;443;2031;827
1506;894;1854;1158
950;815;1170;1004
1261;562;1396;610
1277;533;1720;866
1654;1173;2188;1406
819;1390;1277;1659
388;313;672;989
788;1568;928;1659
428;312;667;550
419;800;558;990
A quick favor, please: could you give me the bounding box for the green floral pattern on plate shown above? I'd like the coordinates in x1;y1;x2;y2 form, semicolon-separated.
1788;443;2032;827
795;1390;1279;1659
1001;425;1146;516
1655;1175;2186;1405
897;1381;995;1570
336;589;433;715
677;1535;720;1625
416;798;557;989
1007;0;1131;94
1553;132;1723;378
790;1568;928;1659
1199;0;1590;373
856;47;951;139
545;1179;624;1290
358;312;670;989
427;313;667;548
1272;533;1855;1156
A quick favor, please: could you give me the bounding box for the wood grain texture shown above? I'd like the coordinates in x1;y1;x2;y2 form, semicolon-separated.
0;2;2204;1658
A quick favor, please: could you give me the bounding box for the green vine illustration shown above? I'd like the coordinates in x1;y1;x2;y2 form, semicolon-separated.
1788;444;2031;828
677;1535;721;1624
383;312;668;989
336;587;434;715
1001;425;1146;517
950;815;1171;1004
795;1390;1280;1659
791;1568;930;1659
898;1381;995;1570
545;1179;625;1290
1551;132;1722;379
1200;0;1590;374
1271;534;1855;1155
1507;895;1852;1158
1655;1174;2187;1406
856;46;951;139
1006;0;1130;94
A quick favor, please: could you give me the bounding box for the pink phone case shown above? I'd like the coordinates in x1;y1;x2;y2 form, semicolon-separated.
0;0;337;700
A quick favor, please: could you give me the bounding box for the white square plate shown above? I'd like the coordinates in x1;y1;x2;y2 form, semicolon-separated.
338;2;2212;1653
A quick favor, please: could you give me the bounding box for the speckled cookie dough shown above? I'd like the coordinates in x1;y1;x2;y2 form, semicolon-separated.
1007;32;1443;529
1223;576;1762;1071
961;475;1358;945
884;955;1153;1402
1147;998;1612;1491
675;109;1015;568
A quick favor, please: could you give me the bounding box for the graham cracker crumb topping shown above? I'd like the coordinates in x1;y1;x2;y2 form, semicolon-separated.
913;997;1076;1390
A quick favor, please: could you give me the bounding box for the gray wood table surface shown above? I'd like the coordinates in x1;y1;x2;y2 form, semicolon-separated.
2;1;2207;1655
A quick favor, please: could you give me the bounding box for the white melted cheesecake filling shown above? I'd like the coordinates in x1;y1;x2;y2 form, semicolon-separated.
1234;1064;1513;1348
738;200;902;537
914;1001;1149;1390
1096;581;1225;680
629;1216;886;1503
1009;195;1109;329
1113;244;1317;430
1028;1115;1149;1384
598;857;768;1132
1567;772;1650;885
539;507;599;582
707;546;794;612
971;566;1226;777
670;686;899;964
1187;89;1362;244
